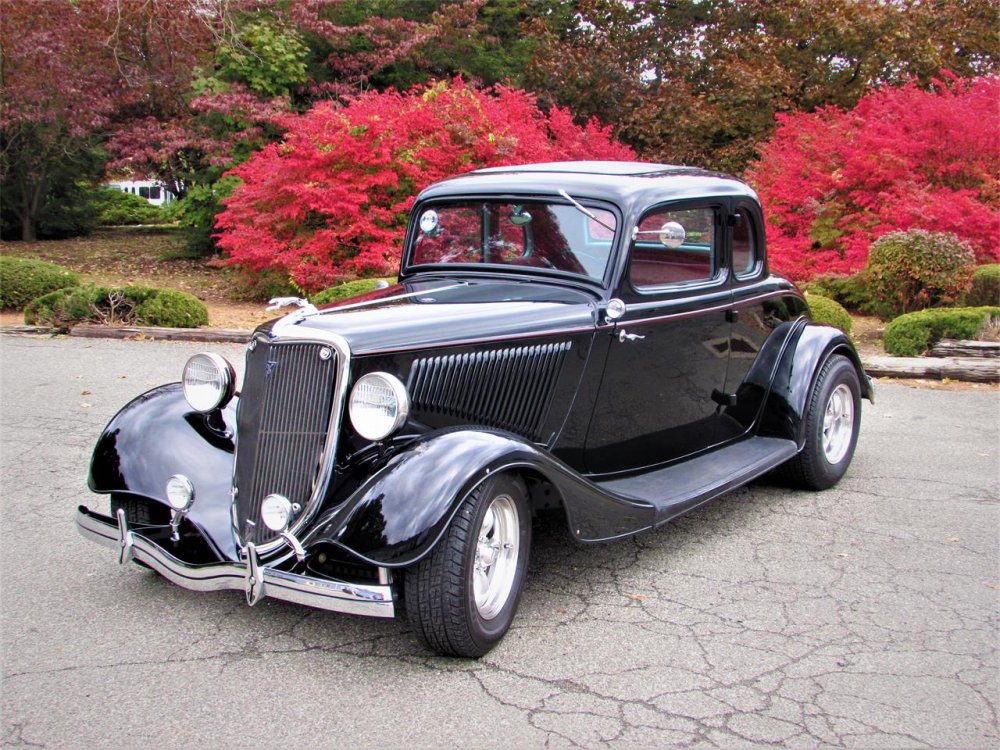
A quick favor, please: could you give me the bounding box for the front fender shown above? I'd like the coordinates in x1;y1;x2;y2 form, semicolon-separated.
759;323;874;445
88;384;239;560
305;429;656;567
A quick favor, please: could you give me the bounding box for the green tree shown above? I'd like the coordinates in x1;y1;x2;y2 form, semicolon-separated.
216;17;310;97
525;0;1000;172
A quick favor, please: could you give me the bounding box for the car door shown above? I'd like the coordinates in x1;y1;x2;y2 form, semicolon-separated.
585;202;733;476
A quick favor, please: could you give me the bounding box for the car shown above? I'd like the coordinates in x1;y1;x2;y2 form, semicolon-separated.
77;161;874;657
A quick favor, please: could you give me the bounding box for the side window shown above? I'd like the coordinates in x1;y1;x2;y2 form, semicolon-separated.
629;206;717;289
732;208;758;277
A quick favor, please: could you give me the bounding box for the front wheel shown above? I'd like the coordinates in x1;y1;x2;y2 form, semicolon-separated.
781;354;862;490
405;473;531;657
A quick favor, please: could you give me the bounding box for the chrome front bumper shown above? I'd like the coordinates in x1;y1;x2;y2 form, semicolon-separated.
75;505;395;618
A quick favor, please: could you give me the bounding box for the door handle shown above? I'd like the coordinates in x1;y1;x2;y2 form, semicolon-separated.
618;330;645;343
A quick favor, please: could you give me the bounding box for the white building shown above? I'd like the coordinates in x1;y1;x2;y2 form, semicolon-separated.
104;180;176;207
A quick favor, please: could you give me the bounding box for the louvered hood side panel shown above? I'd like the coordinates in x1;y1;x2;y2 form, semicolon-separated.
408;342;572;441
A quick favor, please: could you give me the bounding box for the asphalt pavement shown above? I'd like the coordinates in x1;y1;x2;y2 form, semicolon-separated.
1;334;997;748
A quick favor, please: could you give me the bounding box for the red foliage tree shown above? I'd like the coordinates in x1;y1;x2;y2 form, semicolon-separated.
215;78;634;289
748;74;1000;281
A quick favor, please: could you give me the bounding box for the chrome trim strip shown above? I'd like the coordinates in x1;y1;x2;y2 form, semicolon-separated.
603;289;800;329
76;506;395;619
306;283;468;317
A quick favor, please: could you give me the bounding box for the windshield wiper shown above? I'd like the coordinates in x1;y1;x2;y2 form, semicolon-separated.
558;189;617;235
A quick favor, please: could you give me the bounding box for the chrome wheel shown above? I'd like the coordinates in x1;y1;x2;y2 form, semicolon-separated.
822;383;855;464
473;493;520;620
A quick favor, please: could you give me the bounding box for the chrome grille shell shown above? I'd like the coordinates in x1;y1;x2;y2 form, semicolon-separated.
232;333;350;555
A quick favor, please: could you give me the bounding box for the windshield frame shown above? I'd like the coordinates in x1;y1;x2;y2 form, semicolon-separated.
400;194;623;289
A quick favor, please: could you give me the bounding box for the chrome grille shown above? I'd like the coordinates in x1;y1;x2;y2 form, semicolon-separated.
233;339;339;547
408;342;571;441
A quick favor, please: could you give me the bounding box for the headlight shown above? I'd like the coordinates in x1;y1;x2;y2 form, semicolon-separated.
182;353;235;412
261;494;293;532
349;372;409;441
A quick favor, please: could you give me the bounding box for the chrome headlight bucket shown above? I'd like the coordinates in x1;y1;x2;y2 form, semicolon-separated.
349;372;410;441
182;353;236;413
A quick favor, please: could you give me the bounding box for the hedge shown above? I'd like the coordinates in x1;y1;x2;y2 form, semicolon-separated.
883;306;1000;357
802;272;874;314
93;189;166;226
312;278;395;306
967;264;1000;307
25;285;209;329
0;256;81;309
866;230;975;318
805;293;852;335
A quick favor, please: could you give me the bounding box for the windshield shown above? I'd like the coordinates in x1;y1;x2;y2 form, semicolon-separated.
408;200;617;280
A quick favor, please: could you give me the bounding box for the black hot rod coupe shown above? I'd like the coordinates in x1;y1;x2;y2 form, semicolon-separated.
77;162;873;657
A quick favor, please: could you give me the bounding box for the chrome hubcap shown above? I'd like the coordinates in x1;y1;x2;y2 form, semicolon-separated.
473;493;519;620
822;383;855;464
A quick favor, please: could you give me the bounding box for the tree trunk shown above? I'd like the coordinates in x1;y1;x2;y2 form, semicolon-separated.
21;216;36;242
20;177;42;242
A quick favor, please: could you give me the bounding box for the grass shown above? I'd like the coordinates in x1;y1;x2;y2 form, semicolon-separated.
0;227;274;329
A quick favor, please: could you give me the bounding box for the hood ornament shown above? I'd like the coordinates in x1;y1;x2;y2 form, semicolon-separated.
267;297;318;321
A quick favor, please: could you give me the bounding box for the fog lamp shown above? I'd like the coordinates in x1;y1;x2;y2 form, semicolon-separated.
261;494;293;532
165;474;194;511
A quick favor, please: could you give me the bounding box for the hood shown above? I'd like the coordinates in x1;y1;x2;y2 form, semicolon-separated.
262;277;600;355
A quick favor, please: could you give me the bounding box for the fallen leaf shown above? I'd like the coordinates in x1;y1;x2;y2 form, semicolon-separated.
81;389;92;395
80;402;92;408
947;536;960;543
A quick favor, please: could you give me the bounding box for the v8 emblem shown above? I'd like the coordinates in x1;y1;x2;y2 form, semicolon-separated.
264;360;279;380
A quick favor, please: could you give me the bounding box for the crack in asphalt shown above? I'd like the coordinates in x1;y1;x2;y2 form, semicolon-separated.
2;336;997;748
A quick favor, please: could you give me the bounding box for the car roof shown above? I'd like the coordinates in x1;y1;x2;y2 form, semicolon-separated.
415;161;758;212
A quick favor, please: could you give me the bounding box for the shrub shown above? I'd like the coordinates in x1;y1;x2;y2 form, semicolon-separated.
748;75;1000;281
883;306;1000;356
866;230;975;318
805;293;852;335
802;273;874;314
135;289;210;327
93;189;165;226
227;267;299;303
24;285;208;328
0;256;81;309
216;77;634;290
312;278;394;306
967;264;1000;306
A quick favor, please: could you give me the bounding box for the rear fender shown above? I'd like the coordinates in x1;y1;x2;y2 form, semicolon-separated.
758;323;873;446
88;384;239;560
305;429;655;568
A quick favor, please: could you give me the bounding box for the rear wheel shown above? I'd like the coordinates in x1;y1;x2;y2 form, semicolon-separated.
782;354;861;490
405;473;531;657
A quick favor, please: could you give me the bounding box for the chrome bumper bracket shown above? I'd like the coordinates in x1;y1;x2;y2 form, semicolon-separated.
245;543;264;606
76;505;395;619
115;508;133;565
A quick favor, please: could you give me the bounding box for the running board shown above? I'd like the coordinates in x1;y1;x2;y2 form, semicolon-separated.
594;436;798;527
